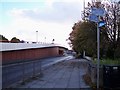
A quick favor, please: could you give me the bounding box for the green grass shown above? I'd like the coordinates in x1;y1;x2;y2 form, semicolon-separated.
93;58;120;65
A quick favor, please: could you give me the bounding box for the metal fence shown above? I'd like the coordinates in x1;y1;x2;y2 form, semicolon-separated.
87;63;120;89
2;60;42;88
103;65;120;89
87;62;103;87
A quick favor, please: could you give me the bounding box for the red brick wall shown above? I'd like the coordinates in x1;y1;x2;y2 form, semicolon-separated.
2;47;59;64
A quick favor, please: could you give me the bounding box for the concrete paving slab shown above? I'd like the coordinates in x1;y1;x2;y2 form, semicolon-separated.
12;59;91;89
67;67;80;88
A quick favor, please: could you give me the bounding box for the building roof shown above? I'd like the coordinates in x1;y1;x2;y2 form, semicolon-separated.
0;43;67;52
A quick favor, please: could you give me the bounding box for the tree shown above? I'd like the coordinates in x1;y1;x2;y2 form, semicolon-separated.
11;37;20;43
69;22;109;58
105;1;120;58
69;21;98;57
0;35;9;42
81;0;120;58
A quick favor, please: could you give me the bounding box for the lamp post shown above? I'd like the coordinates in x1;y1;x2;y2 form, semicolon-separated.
45;37;46;43
52;39;55;44
36;31;38;43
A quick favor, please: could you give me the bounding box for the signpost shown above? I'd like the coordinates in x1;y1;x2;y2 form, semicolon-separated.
88;1;106;89
97;22;100;89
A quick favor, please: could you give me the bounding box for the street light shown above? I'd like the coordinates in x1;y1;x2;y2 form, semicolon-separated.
45;37;46;43
36;31;38;43
52;39;55;44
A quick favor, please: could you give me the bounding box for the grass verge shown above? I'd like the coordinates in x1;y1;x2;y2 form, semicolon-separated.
93;58;120;65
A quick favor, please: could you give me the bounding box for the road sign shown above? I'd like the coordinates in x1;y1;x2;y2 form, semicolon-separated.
91;7;106;16
89;14;99;22
98;21;106;27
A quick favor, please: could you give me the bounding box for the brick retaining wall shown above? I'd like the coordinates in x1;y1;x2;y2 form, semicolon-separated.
2;47;59;64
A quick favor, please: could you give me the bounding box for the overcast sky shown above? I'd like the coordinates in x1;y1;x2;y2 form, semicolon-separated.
0;0;91;49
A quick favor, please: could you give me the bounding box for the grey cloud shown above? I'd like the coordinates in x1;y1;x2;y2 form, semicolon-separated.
22;2;83;23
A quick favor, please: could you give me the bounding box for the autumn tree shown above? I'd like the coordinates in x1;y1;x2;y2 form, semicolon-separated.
69;0;120;58
69;21;97;57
